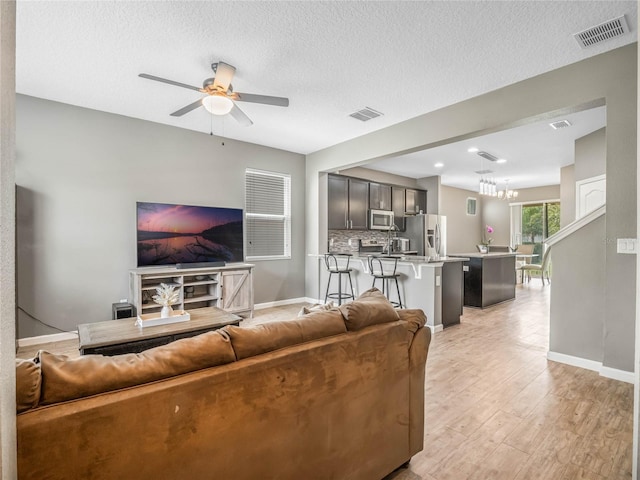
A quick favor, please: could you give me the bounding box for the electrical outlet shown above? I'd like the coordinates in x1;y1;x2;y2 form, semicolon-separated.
348;239;352;246
617;238;637;254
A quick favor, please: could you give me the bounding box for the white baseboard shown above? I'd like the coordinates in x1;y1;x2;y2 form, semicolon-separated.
547;350;634;384
600;366;635;384
254;297;316;310
428;324;444;334
18;331;78;348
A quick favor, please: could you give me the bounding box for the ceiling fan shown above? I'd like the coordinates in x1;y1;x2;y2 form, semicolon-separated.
139;61;289;126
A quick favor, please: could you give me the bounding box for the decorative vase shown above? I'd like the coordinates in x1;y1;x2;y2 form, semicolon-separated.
160;305;173;318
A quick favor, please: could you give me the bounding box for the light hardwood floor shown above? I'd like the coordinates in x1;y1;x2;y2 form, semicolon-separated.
17;285;633;480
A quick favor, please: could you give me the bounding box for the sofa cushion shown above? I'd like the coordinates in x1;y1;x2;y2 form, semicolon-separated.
397;308;427;334
39;329;235;405
16;358;41;413
226;309;347;360
339;288;399;331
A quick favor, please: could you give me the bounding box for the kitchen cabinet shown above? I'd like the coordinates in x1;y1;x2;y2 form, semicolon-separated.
406;189;427;214
392;186;406;231
328;175;369;230
369;182;392;211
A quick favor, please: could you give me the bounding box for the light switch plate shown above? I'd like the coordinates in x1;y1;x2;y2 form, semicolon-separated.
435;275;441;286
617;238;637;254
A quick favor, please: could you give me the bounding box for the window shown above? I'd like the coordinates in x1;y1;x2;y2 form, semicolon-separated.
245;169;291;259
511;201;560;257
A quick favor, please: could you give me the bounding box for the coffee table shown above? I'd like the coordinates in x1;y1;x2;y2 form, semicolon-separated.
78;306;241;356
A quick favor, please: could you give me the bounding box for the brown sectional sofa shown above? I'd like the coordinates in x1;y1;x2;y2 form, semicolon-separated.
16;289;431;480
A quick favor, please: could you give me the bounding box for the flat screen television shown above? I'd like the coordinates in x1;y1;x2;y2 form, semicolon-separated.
136;202;244;267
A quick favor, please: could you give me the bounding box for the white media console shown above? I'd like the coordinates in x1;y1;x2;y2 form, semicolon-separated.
129;263;254;318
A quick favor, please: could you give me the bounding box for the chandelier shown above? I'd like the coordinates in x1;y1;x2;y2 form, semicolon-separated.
497;180;518;200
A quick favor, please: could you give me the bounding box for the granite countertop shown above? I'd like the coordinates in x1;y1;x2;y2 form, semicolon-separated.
317;252;469;264
449;252;517;259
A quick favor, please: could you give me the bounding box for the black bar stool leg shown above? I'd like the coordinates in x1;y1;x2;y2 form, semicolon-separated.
394;277;403;308
324;272;332;304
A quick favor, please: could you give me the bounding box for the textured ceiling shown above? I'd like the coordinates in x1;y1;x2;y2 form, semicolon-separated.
16;1;637;170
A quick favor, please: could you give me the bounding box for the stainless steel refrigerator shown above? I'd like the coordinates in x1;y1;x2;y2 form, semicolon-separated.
405;214;447;257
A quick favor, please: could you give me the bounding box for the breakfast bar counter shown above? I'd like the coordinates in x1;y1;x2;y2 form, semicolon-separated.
448;252;517;308
311;253;468;331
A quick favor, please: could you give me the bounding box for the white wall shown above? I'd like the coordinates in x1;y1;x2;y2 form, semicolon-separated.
16;95;306;337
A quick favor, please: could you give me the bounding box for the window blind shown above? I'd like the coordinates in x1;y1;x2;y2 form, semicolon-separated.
245;169;291;259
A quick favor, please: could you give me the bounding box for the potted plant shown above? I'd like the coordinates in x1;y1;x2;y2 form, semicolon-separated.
153;283;180;318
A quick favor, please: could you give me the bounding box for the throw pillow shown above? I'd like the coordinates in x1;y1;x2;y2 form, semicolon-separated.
297;300;335;317
339;287;400;331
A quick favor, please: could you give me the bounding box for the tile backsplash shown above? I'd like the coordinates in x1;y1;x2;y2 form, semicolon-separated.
328;230;390;252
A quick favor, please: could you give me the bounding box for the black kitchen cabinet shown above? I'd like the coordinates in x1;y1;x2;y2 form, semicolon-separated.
391;186;406;231
369;182;392;211
328;175;369;230
406;189;427;214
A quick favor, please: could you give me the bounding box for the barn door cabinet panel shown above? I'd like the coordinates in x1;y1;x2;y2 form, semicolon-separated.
220;269;254;317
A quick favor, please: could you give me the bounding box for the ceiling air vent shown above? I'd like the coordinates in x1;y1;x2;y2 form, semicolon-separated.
549;120;572;130
477;151;499;162
349;107;383;122
475;169;493;175
573;15;630;49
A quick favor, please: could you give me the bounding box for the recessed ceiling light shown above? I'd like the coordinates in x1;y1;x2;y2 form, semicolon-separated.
467;147;479;153
434;162;444;168
497;159;507;164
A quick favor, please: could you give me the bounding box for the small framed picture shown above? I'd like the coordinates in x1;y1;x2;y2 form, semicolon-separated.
466;197;477;216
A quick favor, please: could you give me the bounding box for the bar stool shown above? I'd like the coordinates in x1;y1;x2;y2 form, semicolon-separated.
324;253;355;305
367;255;403;308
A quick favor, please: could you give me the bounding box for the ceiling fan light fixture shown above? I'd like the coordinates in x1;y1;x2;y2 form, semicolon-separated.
202;95;234;115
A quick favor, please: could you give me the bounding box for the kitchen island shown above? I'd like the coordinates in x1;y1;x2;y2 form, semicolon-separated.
312;253;468;331
449;252;516;308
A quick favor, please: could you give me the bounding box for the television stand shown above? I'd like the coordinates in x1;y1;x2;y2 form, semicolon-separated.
130;263;254;318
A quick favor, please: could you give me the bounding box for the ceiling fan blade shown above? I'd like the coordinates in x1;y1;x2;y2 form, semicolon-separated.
229;103;253;127
212;62;236;92
170;98;204;117
233;92;289;107
139;73;204;93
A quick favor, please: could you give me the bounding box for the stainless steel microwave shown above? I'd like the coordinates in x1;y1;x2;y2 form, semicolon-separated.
369;209;395;230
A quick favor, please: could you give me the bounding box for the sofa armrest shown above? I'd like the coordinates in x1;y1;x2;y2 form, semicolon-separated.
408;326;431;456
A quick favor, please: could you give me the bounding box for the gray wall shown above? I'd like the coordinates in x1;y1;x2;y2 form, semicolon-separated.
439;185;482;253
549;216;605;362
16;95;306;337
560;165;575;228
0;1;17;476
418;176;440;214
575;127;606;182
306;44;636;372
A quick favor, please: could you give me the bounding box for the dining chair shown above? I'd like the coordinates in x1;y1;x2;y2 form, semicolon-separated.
519;246;552;285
